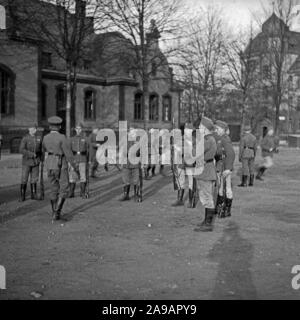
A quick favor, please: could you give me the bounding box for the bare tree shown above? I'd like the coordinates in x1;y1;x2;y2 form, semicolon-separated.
177;5;226;120
7;0;105;136
99;0;182;128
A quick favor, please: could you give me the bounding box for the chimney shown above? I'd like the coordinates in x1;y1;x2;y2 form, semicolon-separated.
146;19;161;49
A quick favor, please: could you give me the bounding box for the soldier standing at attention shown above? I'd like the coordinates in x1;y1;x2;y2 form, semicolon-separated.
88;126;100;177
214;120;235;218
19;124;43;201
119;127;142;202
68;123;89;199
42;116;74;221
256;127;276;181
238;125;257;187
194;117;217;232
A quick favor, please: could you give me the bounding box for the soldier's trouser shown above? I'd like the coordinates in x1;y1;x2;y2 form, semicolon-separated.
47;167;69;200
69;162;87;183
218;172;233;199
90;159;98;174
197;180;215;209
21;165;39;184
241;158;255;176
262;156;273;169
122;168;139;185
177;167;193;190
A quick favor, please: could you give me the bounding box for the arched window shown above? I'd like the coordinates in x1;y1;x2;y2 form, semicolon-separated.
149;93;159;121
41;83;47;119
84;88;96;120
0;5;6;30
162;94;172;122
134;91;143;120
0;64;15;116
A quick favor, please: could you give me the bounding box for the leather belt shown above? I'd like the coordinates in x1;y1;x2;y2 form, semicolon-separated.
205;159;214;163
48;152;61;156
244;147;254;150
73;151;87;155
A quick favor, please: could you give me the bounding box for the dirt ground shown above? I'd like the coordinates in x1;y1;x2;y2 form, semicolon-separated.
0;147;300;300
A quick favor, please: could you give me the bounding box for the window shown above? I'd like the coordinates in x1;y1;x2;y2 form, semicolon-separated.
149;93;159;121
151;61;157;77
41;83;47;119
0;65;15;116
84;89;96;120
41;52;52;68
0;5;6;30
162;95;172;122
56;84;66;114
134;92;143;120
83;60;91;71
297;96;300;112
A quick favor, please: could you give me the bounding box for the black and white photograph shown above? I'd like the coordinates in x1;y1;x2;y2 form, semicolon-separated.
1;0;300;305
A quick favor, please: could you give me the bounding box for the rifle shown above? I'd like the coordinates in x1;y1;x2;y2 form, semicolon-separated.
171;118;179;191
192;177;198;208
138;165;143;202
85;160;90;199
39;160;45;200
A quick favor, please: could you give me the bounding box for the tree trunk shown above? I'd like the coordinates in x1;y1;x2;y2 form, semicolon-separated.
143;77;149;130
66;62;72;138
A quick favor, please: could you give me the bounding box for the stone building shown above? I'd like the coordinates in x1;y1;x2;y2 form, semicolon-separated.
0;0;182;151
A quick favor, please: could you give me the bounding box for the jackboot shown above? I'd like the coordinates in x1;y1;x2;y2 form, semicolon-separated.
187;189;194;208
120;185;130;201
256;167;266;181
249;174;255;186
224;198;233;218
68;183;76;198
238;175;248;187
216;195;225;218
151;166;156;177
19;184;27;202
80;182;86;198
172;189;185;206
134;185;138;202
50;199;57;215
194;208;216;232
30;183;38;200
159;165;164;175
54;197;66;221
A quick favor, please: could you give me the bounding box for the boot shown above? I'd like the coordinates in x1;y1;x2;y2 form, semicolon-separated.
238;175;248;187
151;166;156;177
224;198;233;218
120;185;130;201
80;182;86;198
145;167;151;180
194;208;216;232
172;189;185;206
187;189;194;208
159;165;164;175
54;197;65;221
134;185;143;202
249;174;254;186
216;195;225;218
50;199;57;215
30;183;38;200
256;167;266;181
19;184;27;202
68;183;76;198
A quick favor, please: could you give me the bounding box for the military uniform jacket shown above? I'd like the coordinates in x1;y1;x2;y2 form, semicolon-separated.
214;133;223;172
260;135;275;157
196;134;217;181
121;140;141;169
220;134;235;171
19;134;43;166
239;133;257;159
69;134;89;163
42;131;74;170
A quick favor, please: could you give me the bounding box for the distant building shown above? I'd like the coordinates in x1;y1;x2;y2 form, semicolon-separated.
0;0;182;152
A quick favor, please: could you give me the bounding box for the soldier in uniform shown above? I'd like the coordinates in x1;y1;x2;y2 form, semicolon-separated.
88;126;100;177
256;127;275;181
238;125;257;187
214;120;235;218
42;116;74;221
193;116;217;232
68;123;89;199
119;127;142;202
172;122;196;207
19;124;43;201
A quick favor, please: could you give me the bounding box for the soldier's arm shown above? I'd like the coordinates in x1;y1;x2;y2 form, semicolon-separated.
223;139;235;170
61;137;74;164
239;138;244;160
19;137;35;158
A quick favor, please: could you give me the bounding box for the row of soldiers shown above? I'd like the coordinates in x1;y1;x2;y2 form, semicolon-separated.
18;117;102;220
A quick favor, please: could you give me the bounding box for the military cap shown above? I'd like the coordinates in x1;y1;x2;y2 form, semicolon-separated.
28;123;38;129
244;125;251;131
48;116;63;125
215;120;228;130
201;116;214;131
75;122;84;129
